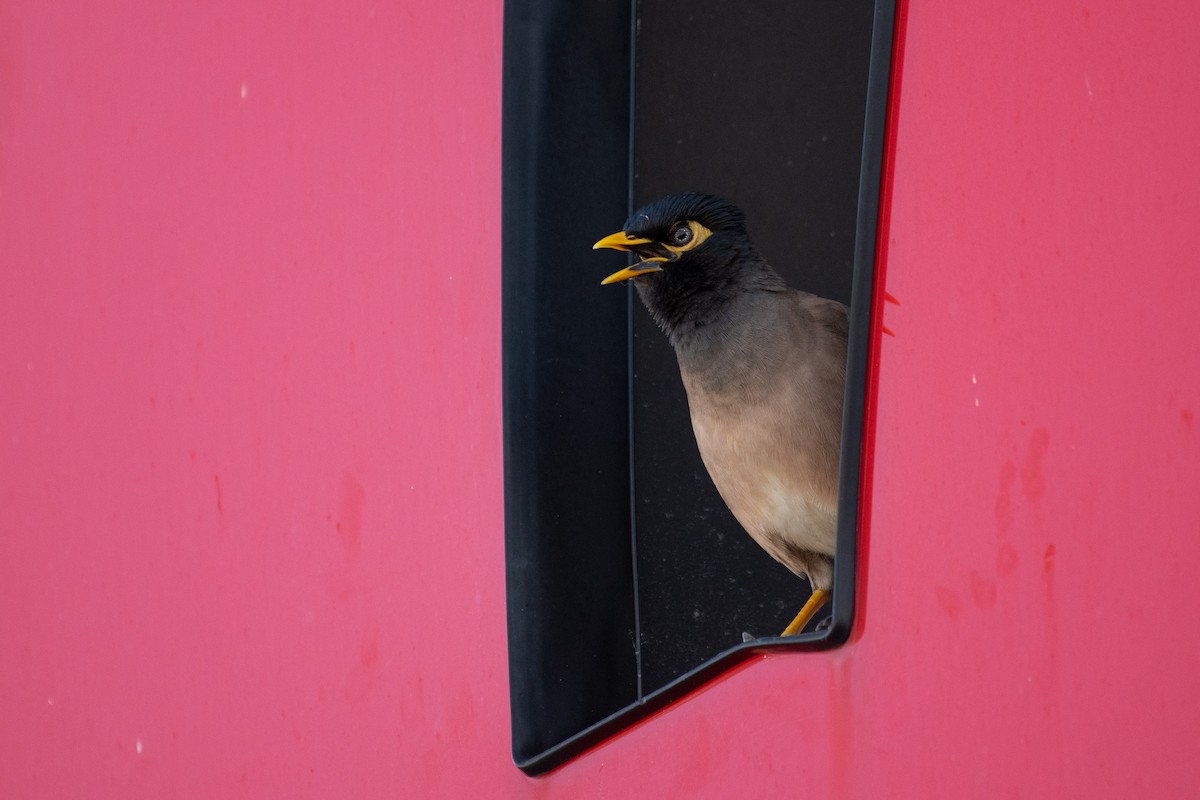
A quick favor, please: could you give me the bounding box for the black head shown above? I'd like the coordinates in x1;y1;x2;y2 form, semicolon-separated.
622;192;748;246
593;193;785;344
592;193;755;285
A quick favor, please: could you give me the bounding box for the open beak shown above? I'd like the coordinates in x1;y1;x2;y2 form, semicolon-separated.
593;231;668;285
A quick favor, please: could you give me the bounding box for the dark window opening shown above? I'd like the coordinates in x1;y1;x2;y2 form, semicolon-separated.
502;0;895;775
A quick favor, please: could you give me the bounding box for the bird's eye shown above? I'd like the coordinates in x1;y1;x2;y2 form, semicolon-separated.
670;224;694;246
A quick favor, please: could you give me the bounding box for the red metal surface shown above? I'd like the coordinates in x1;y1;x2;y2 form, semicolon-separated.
4;1;1200;798
0;2;510;796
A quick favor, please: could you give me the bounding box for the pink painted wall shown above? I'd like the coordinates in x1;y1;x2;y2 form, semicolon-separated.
4;1;1200;798
0;2;509;795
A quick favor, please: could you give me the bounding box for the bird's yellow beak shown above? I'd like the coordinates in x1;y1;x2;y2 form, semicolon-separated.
593;232;654;252
593;231;668;285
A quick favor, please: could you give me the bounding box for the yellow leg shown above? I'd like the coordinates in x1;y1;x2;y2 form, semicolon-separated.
780;589;830;637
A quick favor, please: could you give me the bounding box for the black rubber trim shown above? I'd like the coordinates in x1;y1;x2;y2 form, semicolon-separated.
502;0;897;775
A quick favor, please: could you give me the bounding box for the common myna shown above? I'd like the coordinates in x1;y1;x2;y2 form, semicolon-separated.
594;193;847;637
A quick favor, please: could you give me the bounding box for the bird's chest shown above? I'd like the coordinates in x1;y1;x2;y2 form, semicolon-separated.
683;389;837;559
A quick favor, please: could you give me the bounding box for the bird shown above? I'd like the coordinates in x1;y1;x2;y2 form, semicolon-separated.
593;193;847;637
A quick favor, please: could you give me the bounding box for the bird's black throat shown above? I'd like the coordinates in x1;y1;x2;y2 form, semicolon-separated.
632;235;787;353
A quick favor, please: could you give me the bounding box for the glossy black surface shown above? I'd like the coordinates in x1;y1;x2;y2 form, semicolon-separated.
502;0;894;774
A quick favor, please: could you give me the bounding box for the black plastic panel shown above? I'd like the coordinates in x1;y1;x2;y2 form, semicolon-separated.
501;0;638;761
502;0;895;775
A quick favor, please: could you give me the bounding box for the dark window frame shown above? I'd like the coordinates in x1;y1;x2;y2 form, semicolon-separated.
502;0;896;775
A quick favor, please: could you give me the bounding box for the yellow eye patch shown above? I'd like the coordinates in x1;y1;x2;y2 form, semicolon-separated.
662;220;712;255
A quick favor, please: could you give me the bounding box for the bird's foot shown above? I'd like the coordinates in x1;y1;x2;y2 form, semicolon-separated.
780;589;830;636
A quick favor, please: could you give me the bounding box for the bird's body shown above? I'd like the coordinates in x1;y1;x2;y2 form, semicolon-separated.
675;288;845;593
595;193;847;634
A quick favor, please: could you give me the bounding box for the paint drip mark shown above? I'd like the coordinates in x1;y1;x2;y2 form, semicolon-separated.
829;658;853;798
337;474;366;559
935;586;962;619
996;543;1019;576
995;460;1017;536
359;626;380;667
214;474;223;514
1041;541;1059;721
969;570;997;608
1021;428;1050;503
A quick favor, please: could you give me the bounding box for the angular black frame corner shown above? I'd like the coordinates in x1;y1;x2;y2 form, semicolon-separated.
502;0;896;776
